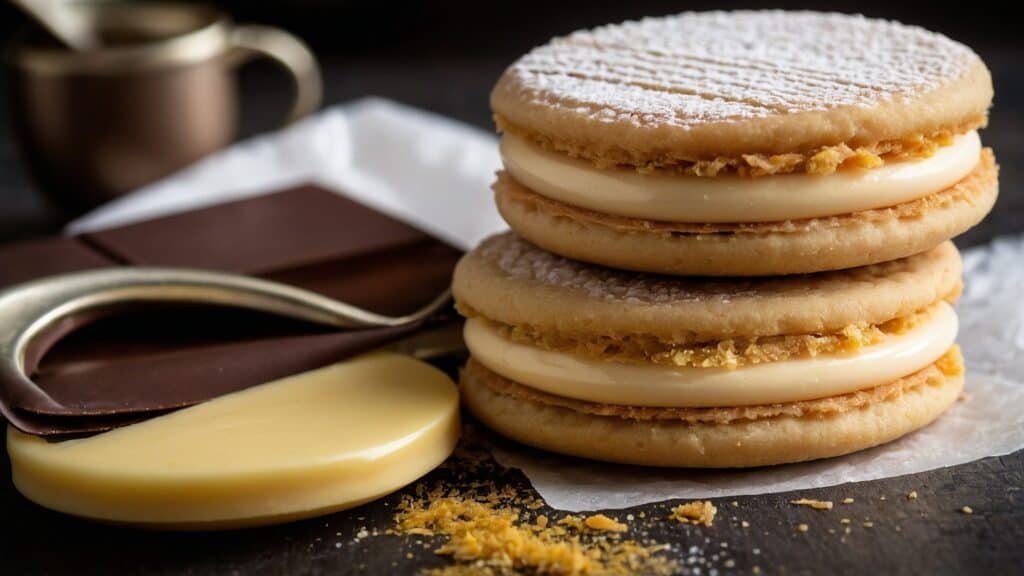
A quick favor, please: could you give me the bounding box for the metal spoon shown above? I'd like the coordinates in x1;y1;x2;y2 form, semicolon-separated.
11;0;100;51
0;267;452;419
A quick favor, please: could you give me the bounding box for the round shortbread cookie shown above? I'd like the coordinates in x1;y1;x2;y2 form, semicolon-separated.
494;150;996;276
453;233;961;342
492;11;992;167
461;360;963;468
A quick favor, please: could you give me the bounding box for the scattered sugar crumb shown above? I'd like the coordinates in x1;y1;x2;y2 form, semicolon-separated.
908;491;919;500
724;559;736;568
842;498;855;504
669;501;717;526
791;498;834;510
796;523;809;533
863;521;874;528
557;514;585;531
840;518;851;525
731;501;739;508
961;506;974;515
741;521;750;528
880;495;887;501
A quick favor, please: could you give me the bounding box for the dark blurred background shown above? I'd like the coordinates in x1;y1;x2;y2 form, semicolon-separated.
0;0;1020;242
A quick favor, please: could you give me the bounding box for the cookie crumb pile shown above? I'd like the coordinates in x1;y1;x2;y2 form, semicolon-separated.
453;10;994;468
391;484;678;575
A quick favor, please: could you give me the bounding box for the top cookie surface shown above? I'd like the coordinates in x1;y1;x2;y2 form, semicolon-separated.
453;233;961;341
492;11;992;161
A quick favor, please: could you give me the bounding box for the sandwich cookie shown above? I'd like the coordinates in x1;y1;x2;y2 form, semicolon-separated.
454;233;965;468
491;11;997;275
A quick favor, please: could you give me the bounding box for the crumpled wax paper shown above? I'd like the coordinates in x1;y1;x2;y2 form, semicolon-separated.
72;99;1024;512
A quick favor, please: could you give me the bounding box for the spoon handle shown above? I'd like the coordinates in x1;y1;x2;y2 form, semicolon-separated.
0;267;451;416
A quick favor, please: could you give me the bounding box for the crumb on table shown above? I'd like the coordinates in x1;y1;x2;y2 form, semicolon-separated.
791;498;834;510
669;501;717;526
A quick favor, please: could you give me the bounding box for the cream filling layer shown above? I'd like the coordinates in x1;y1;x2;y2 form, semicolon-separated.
464;303;958;407
500;131;981;223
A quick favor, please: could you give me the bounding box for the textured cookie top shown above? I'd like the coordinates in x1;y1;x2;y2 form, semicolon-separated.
506;11;972;125
492;11;992;164
453;233;962;340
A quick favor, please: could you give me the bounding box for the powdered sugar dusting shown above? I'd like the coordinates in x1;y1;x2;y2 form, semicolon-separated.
479;234;729;304
504;11;979;126
478;233;933;306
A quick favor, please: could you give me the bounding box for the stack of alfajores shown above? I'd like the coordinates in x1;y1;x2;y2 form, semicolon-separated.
454;11;997;467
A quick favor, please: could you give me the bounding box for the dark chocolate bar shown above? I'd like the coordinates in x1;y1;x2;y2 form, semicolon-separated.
0;186;462;437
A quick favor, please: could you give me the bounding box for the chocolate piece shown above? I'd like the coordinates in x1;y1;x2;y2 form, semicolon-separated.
0;236;115;286
3;409;150;440
6;322;428;437
84;187;460;315
31;313;431;416
265;240;460;315
0;186;462;437
84;187;426;275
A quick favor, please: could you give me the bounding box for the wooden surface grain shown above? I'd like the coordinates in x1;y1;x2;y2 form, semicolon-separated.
0;42;1021;576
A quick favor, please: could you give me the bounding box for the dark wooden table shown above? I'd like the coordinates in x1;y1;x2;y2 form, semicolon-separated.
1;46;1022;576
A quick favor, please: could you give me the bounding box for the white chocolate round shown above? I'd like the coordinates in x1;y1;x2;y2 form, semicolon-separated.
7;353;459;529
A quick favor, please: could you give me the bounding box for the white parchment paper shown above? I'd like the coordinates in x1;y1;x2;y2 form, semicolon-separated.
69;97;506;250
71;99;1024;512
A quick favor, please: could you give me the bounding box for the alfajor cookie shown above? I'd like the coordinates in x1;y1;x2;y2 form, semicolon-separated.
454;233;965;468
491;11;997;276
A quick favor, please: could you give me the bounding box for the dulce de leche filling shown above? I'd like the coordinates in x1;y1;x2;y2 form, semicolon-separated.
500;131;981;223
465;300;951;370
495;113;985;177
463;302;959;408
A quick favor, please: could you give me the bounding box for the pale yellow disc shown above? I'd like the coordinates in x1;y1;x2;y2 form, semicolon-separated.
7;352;460;529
